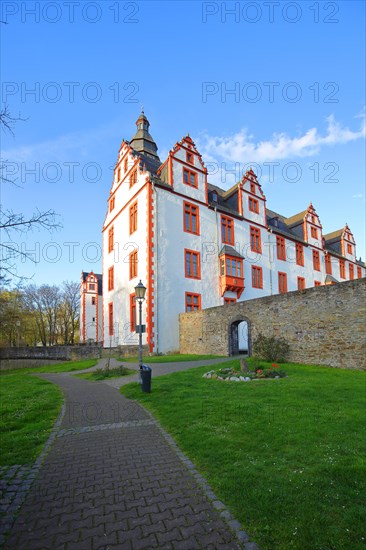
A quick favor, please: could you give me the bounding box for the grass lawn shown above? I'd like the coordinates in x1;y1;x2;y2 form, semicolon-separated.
0;359;98;467
75;365;135;381
122;360;366;550
122;353;224;363
0;359;98;375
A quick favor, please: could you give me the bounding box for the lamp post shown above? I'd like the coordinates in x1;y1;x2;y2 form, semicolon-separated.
134;280;147;373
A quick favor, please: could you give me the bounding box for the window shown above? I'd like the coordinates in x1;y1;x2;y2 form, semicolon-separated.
184;202;199;234
250;182;255;194
212;191;218;202
89;283;95;291
92;317;95;322
129;201;138;234
347;243;353;255
186;152;194;165
276;236;286;261
221;257;242;277
252;266;263;289
129;250;138;279
357;266;362;278
339;259;346;278
221;216;234;245
349;264;354;280
311;227;318;239
185;249;201;279
130;169;137;187
295;243;304;266
109;196;115;212
185;292;201;312
312;250;320;271
183;168;197;188
224;298;236;305
278;272;287;294
311;215;315;223
325;254;332;275
130;294;136;332
297;277;306;290
250;226;262;253
314;281;321;287
108;303;114;336
124;158;128;172
108;266;114;291
117;167;121;182
92;296;96;305
248;197;259;213
108;226;114;253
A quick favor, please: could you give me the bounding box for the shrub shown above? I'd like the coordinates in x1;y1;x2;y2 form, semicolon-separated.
253;333;290;362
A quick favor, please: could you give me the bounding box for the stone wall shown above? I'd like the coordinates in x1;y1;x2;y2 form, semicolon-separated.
180;278;366;370
0;344;102;363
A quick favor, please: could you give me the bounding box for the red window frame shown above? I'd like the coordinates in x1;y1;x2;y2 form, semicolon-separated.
130;294;136;332
185;292;201;312
339;259;345;278
108;226;114;253
347;243;353;254
108;266;114;291
252;266;263;289
325;254;332;275
109;196;115;212
250;182;256;194
311;227;318;239
220;256;243;278
297;277;305;290
124;158;128;172
186;151;194;165
224;297;236;305
357;266;362;278
92;296;96;305
129;250;138;280
314;281;321;287
250;226;262;253
296;243;304;266
278;272;287;294
183;201;200;235
89;283;95;291
276;236;286;261
349;263;354;280
221;215;234;245
248;197;259;213
313;250;320;271
129;201;138;234
129;168;137;188
185;249;201;279
117;167;121;182
108;302;114;336
183;168;197;188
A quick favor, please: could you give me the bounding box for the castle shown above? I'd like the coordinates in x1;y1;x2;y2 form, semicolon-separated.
80;112;365;350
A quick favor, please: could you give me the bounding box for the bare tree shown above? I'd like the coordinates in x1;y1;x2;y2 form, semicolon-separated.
0;106;61;283
59;281;80;344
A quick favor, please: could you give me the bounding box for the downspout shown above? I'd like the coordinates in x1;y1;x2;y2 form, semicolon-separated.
268;228;273;295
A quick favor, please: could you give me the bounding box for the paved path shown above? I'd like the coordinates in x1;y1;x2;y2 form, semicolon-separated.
2;358;258;549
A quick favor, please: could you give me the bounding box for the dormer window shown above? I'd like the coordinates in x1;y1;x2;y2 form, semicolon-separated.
186;152;194;165
250;182;256;194
212;191;218;202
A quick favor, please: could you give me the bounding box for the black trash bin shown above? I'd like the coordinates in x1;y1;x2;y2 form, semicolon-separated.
140;365;152;393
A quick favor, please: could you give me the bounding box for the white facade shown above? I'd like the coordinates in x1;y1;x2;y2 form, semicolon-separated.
101;114;366;353
80;271;102;343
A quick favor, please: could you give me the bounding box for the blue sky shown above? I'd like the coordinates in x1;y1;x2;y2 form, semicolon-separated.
1;0;365;285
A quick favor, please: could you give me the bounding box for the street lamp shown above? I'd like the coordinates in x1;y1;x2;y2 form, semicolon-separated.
134;280;147;372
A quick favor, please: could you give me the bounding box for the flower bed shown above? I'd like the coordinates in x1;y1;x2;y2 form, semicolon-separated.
203;363;287;381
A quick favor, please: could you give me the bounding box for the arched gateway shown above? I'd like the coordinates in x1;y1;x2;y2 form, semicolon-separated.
228;317;251;356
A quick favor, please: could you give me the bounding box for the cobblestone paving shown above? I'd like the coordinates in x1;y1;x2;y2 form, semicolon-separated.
2;362;258;549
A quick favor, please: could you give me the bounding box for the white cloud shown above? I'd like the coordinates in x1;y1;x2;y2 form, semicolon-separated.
195;112;366;164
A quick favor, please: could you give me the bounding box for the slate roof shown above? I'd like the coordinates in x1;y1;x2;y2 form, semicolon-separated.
285;210;307;227
219;245;244;259
323;228;343;242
